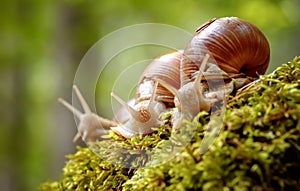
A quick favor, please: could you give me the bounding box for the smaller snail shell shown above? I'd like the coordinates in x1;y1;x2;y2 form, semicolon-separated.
136;50;183;108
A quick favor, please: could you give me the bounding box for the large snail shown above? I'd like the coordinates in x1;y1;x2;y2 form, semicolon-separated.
157;17;270;129
59;17;270;142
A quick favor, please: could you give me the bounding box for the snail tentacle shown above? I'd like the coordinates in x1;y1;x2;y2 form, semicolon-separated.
73;85;92;114
58;98;82;119
148;81;158;109
111;92;141;122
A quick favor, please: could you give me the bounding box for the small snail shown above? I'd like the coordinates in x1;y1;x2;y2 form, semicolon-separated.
157;17;270;130
59;50;182;141
110;50;182;138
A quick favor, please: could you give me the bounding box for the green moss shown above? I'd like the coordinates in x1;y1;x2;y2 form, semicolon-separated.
40;57;300;191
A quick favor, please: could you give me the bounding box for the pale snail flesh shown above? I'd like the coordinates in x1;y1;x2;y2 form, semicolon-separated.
59;50;182;141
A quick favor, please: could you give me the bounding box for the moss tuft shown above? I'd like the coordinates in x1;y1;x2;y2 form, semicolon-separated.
40;57;300;191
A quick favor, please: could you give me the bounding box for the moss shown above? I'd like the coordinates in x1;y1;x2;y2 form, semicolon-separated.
40;57;300;191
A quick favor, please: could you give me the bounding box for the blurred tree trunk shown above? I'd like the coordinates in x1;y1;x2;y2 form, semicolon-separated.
1;1;103;190
1;1;56;190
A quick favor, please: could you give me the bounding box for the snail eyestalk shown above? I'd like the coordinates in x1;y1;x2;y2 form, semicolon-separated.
58;98;83;142
154;78;182;111
58;98;82;119
73;85;92;114
148;81;158;109
194;54;209;93
111;92;141;121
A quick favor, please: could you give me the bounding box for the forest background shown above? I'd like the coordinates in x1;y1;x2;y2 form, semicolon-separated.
0;0;299;190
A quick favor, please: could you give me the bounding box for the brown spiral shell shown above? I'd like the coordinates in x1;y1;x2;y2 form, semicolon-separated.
181;17;270;86
136;50;183;107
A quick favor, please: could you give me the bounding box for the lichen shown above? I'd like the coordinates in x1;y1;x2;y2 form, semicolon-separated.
40;57;300;191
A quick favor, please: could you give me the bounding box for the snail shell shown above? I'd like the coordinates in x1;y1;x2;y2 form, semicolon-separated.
181;17;270;86
136;50;182;108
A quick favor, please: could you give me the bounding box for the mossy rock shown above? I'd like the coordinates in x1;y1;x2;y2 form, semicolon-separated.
40;57;300;191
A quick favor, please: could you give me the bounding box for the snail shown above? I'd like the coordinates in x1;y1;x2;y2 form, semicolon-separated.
110;50;182;138
59;17;270;141
156;17;270;130
59;50;183;141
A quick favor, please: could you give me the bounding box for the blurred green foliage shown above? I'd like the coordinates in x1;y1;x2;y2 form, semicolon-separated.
0;0;299;191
